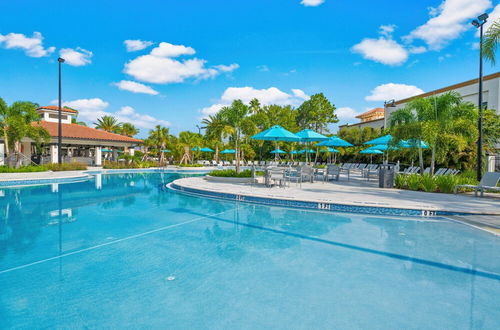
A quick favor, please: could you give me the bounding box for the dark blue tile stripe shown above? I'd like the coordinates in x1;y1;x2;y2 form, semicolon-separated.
170;183;473;217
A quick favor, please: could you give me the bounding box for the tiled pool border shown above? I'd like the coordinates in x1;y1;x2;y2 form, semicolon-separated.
0;175;90;187
169;182;475;218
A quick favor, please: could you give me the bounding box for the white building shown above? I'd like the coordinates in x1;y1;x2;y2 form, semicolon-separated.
385;72;500;126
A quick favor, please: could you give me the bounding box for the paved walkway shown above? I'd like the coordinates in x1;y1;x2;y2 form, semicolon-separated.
172;176;500;216
0;170;89;182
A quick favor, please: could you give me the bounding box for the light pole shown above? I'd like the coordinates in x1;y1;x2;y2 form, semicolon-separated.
472;13;488;181
57;57;65;164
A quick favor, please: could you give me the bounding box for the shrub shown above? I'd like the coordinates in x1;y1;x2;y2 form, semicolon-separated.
179;163;203;167
394;174;407;189
435;175;458;193
103;160;158;169
46;162;87;171
0;165;48;173
406;174;422;191
421;174;437;192
208;169;254;178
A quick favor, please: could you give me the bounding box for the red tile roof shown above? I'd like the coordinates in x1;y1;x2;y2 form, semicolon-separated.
355;107;384;119
32;121;142;143
37;106;78;114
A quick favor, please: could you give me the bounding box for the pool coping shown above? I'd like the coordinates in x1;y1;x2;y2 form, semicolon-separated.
168;181;497;218
0;167;211;187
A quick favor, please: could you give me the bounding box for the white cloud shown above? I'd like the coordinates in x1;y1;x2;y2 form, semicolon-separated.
113;80;159;95
365;83;424;101
54;98;170;129
199;87;309;119
124;39;154;52
0;31;55;57
300;0;325;7
379;24;396;38
124;41;239;84
409;46;427;54
336;107;360;122
200;103;225;118
352;37;408;65
257;65;270;72
213;63;239;72
59;47;93;66
406;0;491;50
150;42;195;57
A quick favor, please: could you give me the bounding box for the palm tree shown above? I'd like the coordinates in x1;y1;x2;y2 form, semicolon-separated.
94;115;121;133
218;100;257;173
483;19;500;64
390;92;476;174
202;111;231;162
177;131;202;165
149;125;169;165
121;122;139;137
0;97;11;157
2;101;50;167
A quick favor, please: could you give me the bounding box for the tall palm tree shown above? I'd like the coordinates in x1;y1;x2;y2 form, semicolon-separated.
483;19;500;64
218;100;257;173
121;122;139;137
389;92;476;174
202;111;231;162
94;115;122;133
177;131;202;165
3;101;50;167
149;125;169;165
0;97;11;157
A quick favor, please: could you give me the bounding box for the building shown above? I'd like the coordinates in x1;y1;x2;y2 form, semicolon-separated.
338;107;385;131
0;106;142;166
385;72;500;126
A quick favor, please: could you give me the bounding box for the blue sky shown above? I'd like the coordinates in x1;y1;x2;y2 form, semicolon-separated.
0;0;499;137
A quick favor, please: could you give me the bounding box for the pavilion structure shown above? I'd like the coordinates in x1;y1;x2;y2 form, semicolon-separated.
0;106;142;166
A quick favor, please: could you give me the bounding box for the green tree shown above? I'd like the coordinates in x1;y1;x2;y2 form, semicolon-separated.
1;101;49;167
71;117;87;126
177;131;202;165
389;92;477;173
121;122;139;137
202;111;232;162
483;19;500;64
218;100;257;172
297;93;337;133
149;125;169;165
94;115;122;133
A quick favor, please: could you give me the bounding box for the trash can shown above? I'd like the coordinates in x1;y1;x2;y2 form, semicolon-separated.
31;154;41;165
379;164;395;188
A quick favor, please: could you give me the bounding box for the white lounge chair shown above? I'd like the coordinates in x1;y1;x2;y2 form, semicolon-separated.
454;172;500;197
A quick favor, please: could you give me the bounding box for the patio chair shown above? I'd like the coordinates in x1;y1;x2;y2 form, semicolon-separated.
300;165;315;183
454;172;500;197
434;168;447;176
267;168;286;188
423;167;431;174
319;165;340;182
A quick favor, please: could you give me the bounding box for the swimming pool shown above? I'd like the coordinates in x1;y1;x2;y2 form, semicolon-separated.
0;172;499;329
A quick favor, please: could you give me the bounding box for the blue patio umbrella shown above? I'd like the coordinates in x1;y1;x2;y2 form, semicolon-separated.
253;125;301;160
360;147;384;163
192;147;201;151
301;149;316;153
270;149;287;154
200;147;214;152
252;125;301;142
360;148;384;154
161;149;171;153
363;134;393;145
371;144;399;151
295;129;328;162
317;136;353;147
102;148;113;152
320;147;339;153
400;139;429;149
220;149;236;154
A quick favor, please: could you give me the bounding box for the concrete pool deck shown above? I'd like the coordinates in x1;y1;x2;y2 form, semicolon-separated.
171;176;500;217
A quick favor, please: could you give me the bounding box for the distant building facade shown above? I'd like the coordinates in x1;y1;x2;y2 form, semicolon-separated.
385;72;500;127
338;107;385;131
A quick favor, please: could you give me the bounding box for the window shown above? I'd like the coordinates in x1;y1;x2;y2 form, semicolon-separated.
48;114;68;120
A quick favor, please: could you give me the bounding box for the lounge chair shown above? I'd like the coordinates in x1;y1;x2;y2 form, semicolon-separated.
454;172;500;197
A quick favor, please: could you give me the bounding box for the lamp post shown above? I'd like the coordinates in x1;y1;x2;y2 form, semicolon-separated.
57;57;65;164
472;13;488;181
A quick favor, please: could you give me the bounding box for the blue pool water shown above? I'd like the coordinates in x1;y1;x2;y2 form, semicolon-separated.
0;172;499;329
